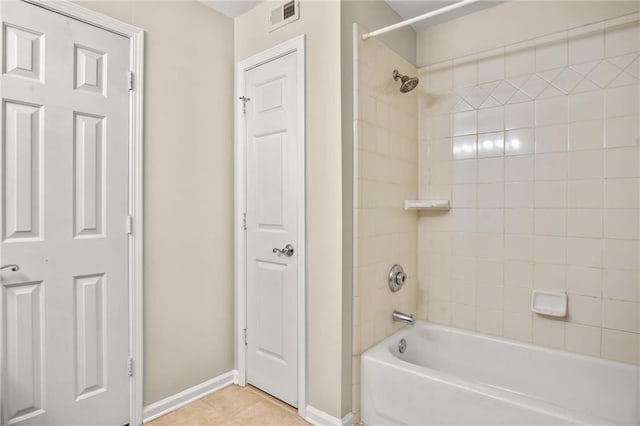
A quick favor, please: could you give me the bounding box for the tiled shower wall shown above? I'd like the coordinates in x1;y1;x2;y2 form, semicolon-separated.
352;28;418;418
418;13;640;365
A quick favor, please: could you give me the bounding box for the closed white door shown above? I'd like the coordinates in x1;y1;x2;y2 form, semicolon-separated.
1;2;130;425
244;51;299;407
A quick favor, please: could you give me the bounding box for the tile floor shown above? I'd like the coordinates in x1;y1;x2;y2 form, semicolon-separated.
148;384;310;425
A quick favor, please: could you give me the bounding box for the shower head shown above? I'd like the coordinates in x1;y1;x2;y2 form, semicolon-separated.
393;69;419;93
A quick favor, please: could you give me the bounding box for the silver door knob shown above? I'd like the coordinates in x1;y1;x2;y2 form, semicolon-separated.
0;264;19;272
273;244;295;257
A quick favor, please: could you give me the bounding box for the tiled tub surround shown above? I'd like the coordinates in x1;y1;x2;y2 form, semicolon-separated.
417;13;640;365
352;28;419;419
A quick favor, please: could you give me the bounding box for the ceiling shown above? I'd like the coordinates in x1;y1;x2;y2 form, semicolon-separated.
200;0;501;29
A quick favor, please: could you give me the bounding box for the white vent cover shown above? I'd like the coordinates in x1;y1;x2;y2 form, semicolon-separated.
269;0;299;32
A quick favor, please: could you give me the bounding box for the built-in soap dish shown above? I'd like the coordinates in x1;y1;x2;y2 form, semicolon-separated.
404;200;450;211
531;290;567;318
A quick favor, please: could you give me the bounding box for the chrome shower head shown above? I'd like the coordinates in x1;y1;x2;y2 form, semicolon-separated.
393;69;419;93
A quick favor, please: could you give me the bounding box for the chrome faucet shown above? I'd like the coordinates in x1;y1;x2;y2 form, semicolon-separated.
392;310;415;325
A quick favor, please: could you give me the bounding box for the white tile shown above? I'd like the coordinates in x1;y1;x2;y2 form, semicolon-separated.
604;209;639;240
587;61;621;88
451;303;476;330
505;102;534;130
477;182;504;208
605;18;640;57
503;311;532;342
504;235;533;261
568;23;605;65
605;147;639;178
605;178;639;208
505;129;535;155
606;115;640;148
602;329;639;364
477;132;505;158
551;68;583;94
568;150;603;179
568;179;602;208
476;233;504;260
504;260;534;287
535;181;568;209
535;125;568;153
426;63;454;91
453;159;477;183
477;209;503;233
477;259;504;285
476;308;503;336
505;182;534;208
536;97;568;126
491;81;518;104
505;208;534;234
604;269;639;302
603;238;638;270
452;184;477;208
565;323;601;357
506;155;534;181
606;85;640;118
568;294;601;326
451;209;477;233
603;299;639;333
534;263;566;289
453;135;477;160
453;110;477;136
506;40;535;77
566;266;602;297
567;209;603;237
566;237;602;267
536;33;568;72
569;91;605;122
478;106;504;133
534;236;566;264
453;59;477;87
535;209;567;236
477;157;504;183
478;51;505;83
504;285;530;311
533;315;565;348
535;153;567;181
569;120;604;151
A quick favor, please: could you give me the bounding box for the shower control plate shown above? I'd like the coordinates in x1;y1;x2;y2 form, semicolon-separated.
388;264;406;292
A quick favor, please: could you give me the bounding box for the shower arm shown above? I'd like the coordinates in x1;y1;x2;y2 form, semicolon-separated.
362;0;481;40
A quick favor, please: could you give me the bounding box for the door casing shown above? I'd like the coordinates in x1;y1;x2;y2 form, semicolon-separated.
0;1;144;424
235;35;306;417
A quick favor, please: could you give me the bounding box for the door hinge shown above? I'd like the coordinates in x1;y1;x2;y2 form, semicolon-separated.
127;357;134;377
127;71;134;91
126;215;133;235
243;328;247;346
239;96;251;114
242;212;247;231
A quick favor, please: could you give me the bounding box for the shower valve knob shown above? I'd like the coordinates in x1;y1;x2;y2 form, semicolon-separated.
389;264;406;292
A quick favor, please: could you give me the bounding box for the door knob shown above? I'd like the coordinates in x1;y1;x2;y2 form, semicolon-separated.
0;264;19;272
272;244;295;257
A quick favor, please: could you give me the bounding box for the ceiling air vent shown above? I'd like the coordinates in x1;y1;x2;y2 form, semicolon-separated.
269;0;299;32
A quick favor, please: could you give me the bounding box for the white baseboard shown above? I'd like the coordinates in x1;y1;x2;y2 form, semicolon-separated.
142;370;238;423
305;405;354;426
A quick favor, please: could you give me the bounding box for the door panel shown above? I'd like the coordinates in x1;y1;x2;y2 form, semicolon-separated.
1;2;130;424
245;51;299;407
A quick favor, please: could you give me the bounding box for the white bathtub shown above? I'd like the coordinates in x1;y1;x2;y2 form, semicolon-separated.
361;322;640;425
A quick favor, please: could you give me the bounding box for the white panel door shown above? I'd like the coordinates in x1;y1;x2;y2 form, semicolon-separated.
0;2;130;425
245;51;299;407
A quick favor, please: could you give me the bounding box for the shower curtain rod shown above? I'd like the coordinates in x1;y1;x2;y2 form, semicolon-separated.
362;0;481;40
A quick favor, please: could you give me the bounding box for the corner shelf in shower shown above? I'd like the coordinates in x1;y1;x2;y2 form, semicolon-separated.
404;200;451;211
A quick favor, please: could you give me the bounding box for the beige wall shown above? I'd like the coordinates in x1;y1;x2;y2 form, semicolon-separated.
76;1;235;405
234;1;349;418
417;1;640;67
352;27;418;422
417;5;640;365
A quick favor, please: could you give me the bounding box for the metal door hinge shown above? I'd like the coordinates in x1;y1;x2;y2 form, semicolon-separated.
242;213;247;231
243;328;247;346
239;96;251;114
127;357;134;377
126;216;133;235
128;71;134;91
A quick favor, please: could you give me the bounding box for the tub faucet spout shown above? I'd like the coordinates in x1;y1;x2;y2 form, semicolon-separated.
392;310;415;325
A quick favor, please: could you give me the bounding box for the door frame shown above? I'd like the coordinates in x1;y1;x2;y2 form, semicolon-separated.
235;35;306;417
0;1;145;424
